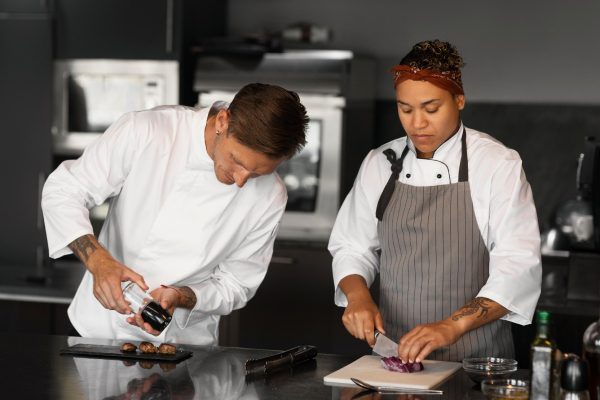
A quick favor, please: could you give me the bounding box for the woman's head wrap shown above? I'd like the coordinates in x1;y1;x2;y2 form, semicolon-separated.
391;64;464;95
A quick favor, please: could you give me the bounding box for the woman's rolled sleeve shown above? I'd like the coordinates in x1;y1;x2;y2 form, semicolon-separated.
478;156;542;325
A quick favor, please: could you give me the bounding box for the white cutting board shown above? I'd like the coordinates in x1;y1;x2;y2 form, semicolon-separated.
324;355;461;389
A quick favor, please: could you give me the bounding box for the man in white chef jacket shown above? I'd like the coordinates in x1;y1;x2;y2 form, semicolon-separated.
42;83;309;345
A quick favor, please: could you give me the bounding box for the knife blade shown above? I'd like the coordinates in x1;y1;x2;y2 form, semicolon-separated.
372;331;398;357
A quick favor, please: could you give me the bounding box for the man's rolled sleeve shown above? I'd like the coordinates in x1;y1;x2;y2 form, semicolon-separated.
173;187;285;330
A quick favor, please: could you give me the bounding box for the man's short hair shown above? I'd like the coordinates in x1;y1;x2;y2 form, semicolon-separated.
227;83;309;159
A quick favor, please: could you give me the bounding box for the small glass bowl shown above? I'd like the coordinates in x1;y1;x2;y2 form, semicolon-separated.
481;379;529;399
462;357;518;383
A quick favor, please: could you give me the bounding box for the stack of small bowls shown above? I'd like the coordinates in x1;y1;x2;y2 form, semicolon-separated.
462;357;518;384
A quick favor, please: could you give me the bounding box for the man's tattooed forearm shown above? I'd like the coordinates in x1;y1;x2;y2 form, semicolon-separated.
452;298;490;321
177;286;197;309
162;285;197;309
68;235;98;262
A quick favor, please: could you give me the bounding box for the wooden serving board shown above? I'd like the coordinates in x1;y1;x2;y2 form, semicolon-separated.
324;355;461;389
60;343;192;363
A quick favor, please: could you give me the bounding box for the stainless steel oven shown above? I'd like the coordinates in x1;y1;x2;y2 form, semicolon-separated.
52;59;179;155
194;50;375;242
198;91;344;241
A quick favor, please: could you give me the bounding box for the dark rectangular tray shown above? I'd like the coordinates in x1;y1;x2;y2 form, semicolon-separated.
60;343;193;363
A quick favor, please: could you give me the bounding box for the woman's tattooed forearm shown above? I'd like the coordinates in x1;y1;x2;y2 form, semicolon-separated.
452;298;490;321
68;235;98;262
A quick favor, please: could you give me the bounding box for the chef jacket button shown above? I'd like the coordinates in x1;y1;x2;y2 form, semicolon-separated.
437;173;442;179
406;173;411;178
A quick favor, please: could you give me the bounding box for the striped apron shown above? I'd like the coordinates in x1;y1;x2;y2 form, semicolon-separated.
375;130;514;361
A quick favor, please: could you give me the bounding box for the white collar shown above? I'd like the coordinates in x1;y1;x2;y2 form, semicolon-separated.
187;106;214;169
406;121;465;160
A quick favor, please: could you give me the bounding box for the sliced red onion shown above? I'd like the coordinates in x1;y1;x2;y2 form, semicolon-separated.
380;356;424;373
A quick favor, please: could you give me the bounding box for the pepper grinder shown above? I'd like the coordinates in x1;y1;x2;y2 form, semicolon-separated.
561;353;591;400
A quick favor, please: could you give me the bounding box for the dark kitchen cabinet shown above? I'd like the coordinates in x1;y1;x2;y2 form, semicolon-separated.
0;300;72;335
219;241;373;356
54;0;227;105
0;7;53;266
0;0;51;13
55;0;180;60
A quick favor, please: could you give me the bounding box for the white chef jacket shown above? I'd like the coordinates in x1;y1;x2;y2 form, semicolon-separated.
329;124;542;325
42;105;287;345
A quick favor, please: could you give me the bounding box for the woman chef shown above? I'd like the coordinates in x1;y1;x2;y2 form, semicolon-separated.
329;40;541;362
42;83;308;345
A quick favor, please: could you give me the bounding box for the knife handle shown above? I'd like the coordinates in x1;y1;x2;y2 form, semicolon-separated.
245;345;318;376
265;345;317;373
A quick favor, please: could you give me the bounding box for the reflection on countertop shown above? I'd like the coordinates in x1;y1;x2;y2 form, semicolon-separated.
67;337;254;400
2;334;358;399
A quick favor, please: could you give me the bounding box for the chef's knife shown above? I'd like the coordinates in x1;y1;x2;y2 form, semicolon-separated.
372;331;398;357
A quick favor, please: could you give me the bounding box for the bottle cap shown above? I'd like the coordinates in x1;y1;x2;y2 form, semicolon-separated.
536;310;550;324
560;354;589;392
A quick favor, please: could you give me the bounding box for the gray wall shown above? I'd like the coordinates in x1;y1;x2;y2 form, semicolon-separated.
229;0;600;231
228;0;600;104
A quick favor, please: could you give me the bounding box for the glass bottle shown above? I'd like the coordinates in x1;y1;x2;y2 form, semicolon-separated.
122;282;172;332
583;310;600;400
531;310;558;400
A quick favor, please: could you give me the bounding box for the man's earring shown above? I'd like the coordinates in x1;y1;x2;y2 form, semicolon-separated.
216;130;221;135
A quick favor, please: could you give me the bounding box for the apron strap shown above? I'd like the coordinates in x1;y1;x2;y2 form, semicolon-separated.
376;127;467;220
376;145;410;221
458;127;468;182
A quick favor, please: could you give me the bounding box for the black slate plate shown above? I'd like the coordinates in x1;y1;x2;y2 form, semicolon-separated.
60;343;193;363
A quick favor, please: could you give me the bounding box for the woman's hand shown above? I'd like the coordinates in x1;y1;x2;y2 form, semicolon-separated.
339;275;384;346
342;297;385;346
398;319;462;363
398;297;509;362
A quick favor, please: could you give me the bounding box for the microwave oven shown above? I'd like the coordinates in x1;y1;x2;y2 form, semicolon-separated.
52;59;179;155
